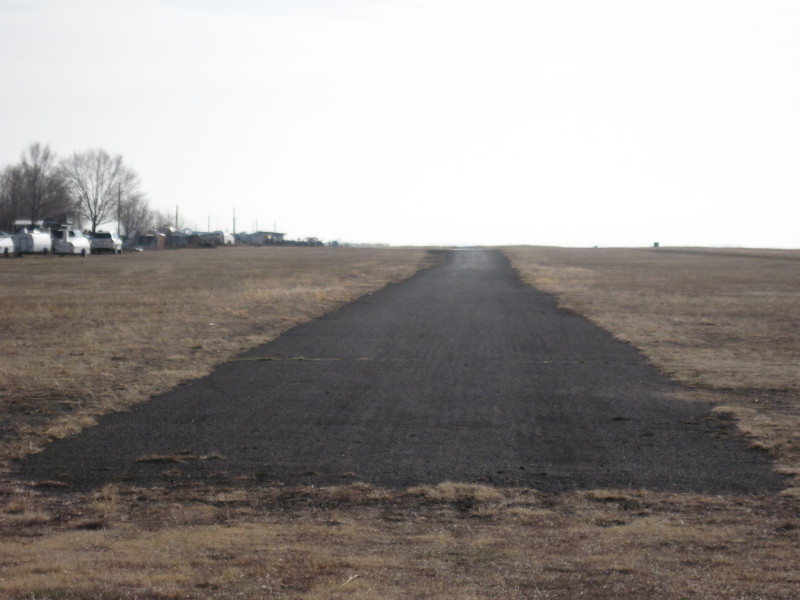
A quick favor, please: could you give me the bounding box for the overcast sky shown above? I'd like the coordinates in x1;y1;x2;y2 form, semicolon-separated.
1;0;798;246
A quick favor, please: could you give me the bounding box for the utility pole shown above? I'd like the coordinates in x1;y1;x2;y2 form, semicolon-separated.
175;205;179;230
117;183;121;235
233;207;236;235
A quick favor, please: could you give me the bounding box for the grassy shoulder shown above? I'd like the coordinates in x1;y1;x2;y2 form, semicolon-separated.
0;246;433;465
2;482;798;599
503;246;800;390
503;245;800;490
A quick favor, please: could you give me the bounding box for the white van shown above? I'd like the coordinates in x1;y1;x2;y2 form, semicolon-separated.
52;229;91;256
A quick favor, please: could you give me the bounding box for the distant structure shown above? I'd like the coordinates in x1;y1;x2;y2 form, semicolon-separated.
13;213;76;233
241;231;285;245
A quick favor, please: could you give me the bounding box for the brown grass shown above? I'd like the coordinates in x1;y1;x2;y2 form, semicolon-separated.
503;246;800;390
0;482;797;599
504;246;800;489
0;246;432;463
0;245;798;599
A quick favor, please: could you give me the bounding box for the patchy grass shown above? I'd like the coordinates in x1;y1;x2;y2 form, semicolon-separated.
0;246;432;464
504;246;800;489
503;246;800;390
0;245;799;598
0;483;797;599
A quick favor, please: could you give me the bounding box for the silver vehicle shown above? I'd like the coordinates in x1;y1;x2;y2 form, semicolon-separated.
91;231;123;254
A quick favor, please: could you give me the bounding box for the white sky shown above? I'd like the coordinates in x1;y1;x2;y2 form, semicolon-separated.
1;0;798;247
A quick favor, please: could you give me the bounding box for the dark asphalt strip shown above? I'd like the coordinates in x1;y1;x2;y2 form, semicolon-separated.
15;249;784;493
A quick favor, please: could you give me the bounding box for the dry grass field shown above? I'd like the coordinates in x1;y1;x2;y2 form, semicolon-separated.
0;246;431;464
504;246;800;488
1;245;798;599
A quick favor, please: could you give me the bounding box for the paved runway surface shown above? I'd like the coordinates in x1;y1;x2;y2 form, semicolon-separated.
16;249;783;493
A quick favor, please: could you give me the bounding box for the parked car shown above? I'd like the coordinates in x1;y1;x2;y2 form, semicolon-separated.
52;228;91;256
14;228;52;255
91;231;123;254
0;231;14;257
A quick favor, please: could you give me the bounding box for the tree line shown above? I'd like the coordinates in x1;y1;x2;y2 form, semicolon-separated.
0;142;170;236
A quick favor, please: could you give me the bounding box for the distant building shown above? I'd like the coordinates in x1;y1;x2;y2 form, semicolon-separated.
136;232;167;250
246;231;285;245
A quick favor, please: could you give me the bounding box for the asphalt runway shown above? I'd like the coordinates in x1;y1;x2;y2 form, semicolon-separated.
15;249;784;493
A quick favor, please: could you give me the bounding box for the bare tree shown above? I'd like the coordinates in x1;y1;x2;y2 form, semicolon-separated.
0;143;71;230
0;165;24;231
61;149;141;235
21;143;70;226
118;192;156;236
152;206;185;232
